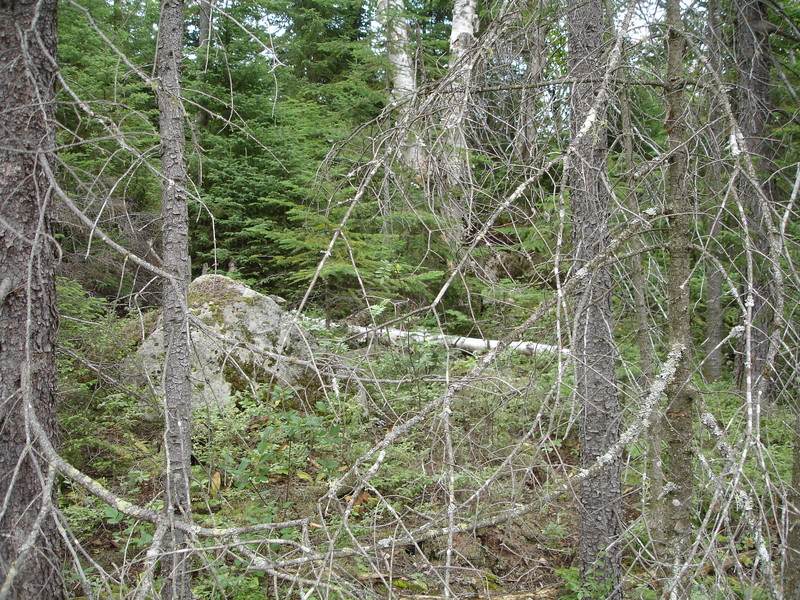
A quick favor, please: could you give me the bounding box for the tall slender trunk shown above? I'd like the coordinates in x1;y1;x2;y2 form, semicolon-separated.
703;0;725;382
156;1;193;598
0;1;64;597
378;0;420;169
513;14;547;163
567;0;622;596
734;0;775;404
195;0;211;129
655;0;695;596
198;0;211;54
439;0;478;245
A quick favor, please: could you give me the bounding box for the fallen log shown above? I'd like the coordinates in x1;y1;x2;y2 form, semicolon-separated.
304;317;569;356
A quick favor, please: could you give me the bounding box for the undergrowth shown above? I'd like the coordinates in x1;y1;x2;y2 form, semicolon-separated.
55;278;795;599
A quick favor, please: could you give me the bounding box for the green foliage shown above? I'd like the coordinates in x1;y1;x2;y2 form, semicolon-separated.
268;0;370;85
57;278;149;475
556;560;614;600
410;0;453;80
193;564;265;599
192;386;348;491
692;577;771;600
187;0;386;301
106;506;158;549
56;0;164;300
190;101;332;287
261;195;448;317
370;441;438;499
60;485;108;540
51;0;800;598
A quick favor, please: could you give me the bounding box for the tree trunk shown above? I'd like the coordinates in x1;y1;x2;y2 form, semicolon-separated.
449;0;477;57
702;0;725;382
0;1;64;597
156;1;193;598
513;16;547;163
194;0;211;129
380;0;414;98
198;0;211;54
378;0;420;169
655;0;694;596
567;0;622;596
438;0;478;246
734;0;775;404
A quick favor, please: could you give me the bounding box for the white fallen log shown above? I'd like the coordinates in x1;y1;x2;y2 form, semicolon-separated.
302;317;568;356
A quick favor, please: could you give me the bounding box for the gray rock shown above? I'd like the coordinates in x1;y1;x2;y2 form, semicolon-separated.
133;274;317;408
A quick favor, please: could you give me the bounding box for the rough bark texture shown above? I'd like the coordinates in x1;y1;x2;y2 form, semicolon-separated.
156;1;193;598
194;0;211;128
702;0;724;382
567;0;622;596
514;13;547;163
0;1;64;597
734;0;775;403
197;0;211;54
655;0;694;596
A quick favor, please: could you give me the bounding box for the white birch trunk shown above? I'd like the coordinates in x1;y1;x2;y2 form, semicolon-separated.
378;0;423;169
449;0;478;60
438;0;478;245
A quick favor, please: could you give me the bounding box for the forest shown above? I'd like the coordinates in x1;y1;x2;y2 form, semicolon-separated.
1;0;799;598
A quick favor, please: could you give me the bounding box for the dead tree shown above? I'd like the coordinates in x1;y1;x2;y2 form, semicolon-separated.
653;0;695;596
734;0;776;403
156;0;194;598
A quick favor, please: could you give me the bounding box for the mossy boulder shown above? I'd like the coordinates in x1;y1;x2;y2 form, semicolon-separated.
133;274;317;408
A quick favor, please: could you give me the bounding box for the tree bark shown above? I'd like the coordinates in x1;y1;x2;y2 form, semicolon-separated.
655;0;695;596
449;0;477;62
702;0;725;383
438;0;478;246
0;0;64;597
156;1;193;598
194;0;211;129
198;0;211;54
513;15;547;163
734;0;775;404
378;0;419;168
567;0;622;596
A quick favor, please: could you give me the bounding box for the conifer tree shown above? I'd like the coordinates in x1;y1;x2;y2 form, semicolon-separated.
0;0;64;597
734;0;776;403
655;0;695;595
567;0;622;595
